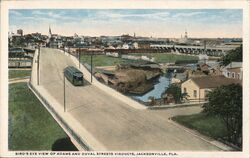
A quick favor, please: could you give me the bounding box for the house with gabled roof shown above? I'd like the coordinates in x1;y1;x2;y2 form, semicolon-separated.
181;75;241;101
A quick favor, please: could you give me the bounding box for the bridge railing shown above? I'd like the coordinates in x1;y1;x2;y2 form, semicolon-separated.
28;81;92;151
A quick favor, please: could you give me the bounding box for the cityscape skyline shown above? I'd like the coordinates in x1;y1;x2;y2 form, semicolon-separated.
9;9;242;38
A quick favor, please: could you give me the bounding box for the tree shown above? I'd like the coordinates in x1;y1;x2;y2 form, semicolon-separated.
163;84;182;103
221;45;242;66
203;84;242;146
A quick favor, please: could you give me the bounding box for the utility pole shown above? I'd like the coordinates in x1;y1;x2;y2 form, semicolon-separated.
78;47;80;69
91;53;93;83
37;46;40;85
204;40;207;64
63;71;66;112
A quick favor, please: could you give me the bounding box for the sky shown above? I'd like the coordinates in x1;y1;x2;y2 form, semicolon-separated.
9;9;242;38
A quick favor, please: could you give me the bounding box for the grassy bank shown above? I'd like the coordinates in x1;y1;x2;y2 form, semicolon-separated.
9;70;31;79
9;83;70;150
172;113;227;140
151;53;198;63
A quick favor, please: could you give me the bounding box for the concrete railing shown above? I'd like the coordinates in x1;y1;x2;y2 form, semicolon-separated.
28;82;92;151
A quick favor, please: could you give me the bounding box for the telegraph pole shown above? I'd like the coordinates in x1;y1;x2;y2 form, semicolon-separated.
91;53;93;83
204;40;207;64
63;71;66;112
78;47;80;69
37;46;40;85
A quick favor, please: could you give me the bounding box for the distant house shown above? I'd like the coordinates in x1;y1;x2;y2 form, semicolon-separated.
181;75;241;101
132;42;139;49
106;52;119;57
122;43;130;49
171;73;187;84
222;62;242;80
196;63;210;75
107;45;115;49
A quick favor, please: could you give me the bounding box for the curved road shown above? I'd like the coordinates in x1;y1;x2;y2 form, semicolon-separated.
39;48;220;151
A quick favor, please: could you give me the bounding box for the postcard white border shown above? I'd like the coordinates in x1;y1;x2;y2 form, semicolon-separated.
1;0;249;158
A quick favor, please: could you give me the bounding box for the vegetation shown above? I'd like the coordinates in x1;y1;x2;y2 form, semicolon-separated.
163;84;183;103
9;83;71;150
10;37;26;47
203;84;242;147
173;113;227;140
9;70;31;79
221;45;242;66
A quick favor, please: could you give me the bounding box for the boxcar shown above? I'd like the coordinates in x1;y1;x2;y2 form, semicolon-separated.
64;66;84;86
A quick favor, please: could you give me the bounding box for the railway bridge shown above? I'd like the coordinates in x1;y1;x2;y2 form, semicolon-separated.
150;44;238;57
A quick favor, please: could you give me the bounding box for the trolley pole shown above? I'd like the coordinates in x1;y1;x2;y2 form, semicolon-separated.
91;53;93;83
37;46;40;85
63;72;66;112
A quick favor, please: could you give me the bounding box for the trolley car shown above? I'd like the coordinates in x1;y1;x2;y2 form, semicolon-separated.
64;66;84;86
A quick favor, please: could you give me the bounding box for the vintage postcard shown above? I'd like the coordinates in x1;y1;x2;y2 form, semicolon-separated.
0;0;249;158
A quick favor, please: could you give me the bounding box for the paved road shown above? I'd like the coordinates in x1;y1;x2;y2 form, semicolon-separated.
39;48;220;151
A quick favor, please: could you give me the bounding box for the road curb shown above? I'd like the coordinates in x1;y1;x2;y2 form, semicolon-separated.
147;102;207;110
168;118;236;151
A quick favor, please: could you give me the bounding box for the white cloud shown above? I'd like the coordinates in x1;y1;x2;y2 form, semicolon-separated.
94;11;170;21
31;10;74;21
172;12;205;18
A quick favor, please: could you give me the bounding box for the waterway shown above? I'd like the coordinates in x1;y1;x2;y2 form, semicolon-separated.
131;73;171;102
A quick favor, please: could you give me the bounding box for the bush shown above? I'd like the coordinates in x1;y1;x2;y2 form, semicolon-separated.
203;84;242;147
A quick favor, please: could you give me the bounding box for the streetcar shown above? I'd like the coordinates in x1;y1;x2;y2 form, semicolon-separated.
64;66;84;86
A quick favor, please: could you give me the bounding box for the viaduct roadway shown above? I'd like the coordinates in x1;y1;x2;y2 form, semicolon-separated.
35;48;221;151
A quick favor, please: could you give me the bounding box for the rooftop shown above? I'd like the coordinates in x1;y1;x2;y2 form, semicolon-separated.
225;62;242;69
191;75;241;89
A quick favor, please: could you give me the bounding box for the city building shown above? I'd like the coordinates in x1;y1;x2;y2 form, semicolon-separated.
122;43;130;49
178;30;189;44
132;42;139;49
17;29;23;36
171;73;187;84
222;62;242;80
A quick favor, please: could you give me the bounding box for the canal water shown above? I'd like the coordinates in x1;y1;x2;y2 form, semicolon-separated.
131;73;171;102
